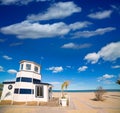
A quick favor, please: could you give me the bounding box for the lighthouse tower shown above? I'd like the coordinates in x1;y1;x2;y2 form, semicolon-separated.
13;60;41;101
1;60;52;102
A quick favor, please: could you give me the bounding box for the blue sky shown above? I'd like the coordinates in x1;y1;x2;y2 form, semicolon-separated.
0;0;120;90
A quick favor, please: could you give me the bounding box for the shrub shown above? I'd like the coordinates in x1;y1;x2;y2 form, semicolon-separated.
94;86;106;101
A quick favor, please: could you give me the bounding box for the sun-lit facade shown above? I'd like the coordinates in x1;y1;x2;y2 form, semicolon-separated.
1;60;52;102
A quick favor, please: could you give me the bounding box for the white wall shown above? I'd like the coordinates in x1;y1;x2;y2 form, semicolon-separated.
16;71;41;80
13;94;33;102
1;83;52;102
1;84;15;100
13;85;50;102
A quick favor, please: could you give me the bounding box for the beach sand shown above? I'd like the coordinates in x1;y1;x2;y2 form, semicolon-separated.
0;92;120;113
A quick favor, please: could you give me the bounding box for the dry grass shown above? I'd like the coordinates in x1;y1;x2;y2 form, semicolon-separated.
0;100;12;105
13;101;26;105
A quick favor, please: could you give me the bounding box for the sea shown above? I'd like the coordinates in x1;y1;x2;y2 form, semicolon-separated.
53;89;120;92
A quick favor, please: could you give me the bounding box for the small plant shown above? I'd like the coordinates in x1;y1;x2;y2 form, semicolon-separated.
60;81;70;106
94;86;106;101
61;81;69;98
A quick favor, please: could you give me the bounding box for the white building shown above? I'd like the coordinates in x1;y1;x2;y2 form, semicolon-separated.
1;60;52;102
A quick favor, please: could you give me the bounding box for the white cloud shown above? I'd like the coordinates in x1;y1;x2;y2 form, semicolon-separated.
84;52;100;64
66;66;72;69
48;81;62;89
10;42;23;46
72;27;116;38
0;0;50;5
98;74;115;82
5;78;16;82
0;66;4;72
27;1;81;21
88;10;113;19
47;66;63;73
111;5;120;14
61;42;91;49
98;42;120;61
78;66;88;72
3;55;12;60
84;41;120;64
1;21;70;39
1;21;92;39
0;38;6;42
7;69;17;74
111;65;120;69
49;82;61;85
69;21;92;31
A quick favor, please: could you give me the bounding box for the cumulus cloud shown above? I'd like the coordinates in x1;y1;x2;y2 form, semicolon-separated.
3;55;12;60
84;41;120;64
68;21;91;31
84;52;100;64
88;10;113;19
97;74;115;82
111;65;120;69
1;21;91;39
5;78;16;82
66;66;72;69
49;82;61;85
61;43;91;49
98;42;120;61
0;0;50;5
27;1;81;21
0;66;4;72
1;21;70;39
111;5;120;14
10;42;23;47
7;69;17;74
47;66;63;73
72;27;116;38
78;66;88;72
0;38;6;42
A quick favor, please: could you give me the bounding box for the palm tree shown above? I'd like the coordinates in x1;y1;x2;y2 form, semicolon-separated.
116;79;120;85
61;81;70;98
0;83;3;99
0;83;3;90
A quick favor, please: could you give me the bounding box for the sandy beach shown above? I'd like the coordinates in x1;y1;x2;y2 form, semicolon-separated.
0;92;120;113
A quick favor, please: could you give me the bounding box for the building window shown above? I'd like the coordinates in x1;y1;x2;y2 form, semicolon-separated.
14;88;33;94
33;78;40;84
34;66;38;73
31;89;34;94
26;64;31;70
35;86;44;98
21;77;32;82
8;85;13;90
14;88;19;94
16;77;20;82
20;89;33;94
49;87;52;93
21;64;23;70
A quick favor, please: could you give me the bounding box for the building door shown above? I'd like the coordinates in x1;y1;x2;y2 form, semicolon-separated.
35;85;44;98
